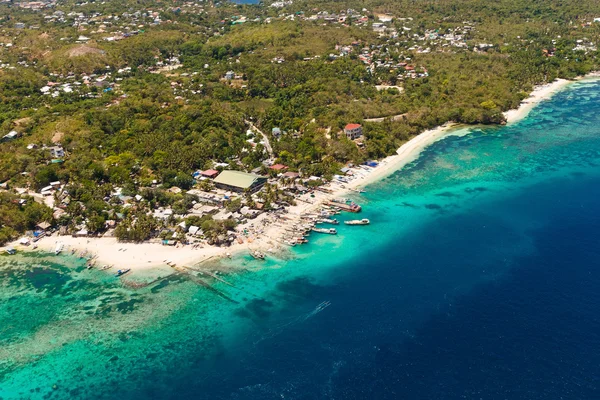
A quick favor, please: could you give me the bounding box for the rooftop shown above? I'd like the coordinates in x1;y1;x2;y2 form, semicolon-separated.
214;170;265;189
345;123;362;130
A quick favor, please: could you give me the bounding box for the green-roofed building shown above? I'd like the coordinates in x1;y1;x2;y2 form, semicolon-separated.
213;170;267;193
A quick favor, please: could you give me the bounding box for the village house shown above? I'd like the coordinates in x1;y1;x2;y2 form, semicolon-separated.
2;131;19;142
269;164;288;172
344;123;363;140
49;146;65;158
200;169;219;179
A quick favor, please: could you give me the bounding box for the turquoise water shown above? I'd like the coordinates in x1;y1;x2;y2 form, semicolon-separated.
2;79;600;399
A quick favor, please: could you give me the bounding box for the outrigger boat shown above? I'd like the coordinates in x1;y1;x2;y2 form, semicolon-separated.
114;268;131;277
311;227;338;235
316;218;339;225
344;218;370;225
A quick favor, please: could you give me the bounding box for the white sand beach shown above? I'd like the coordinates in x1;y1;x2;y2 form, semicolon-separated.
503;79;573;124
6;75;595;273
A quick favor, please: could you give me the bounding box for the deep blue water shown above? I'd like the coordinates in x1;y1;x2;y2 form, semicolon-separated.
168;175;600;400
3;80;600;399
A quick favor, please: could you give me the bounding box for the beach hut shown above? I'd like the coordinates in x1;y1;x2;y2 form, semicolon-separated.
36;222;51;232
283;171;300;179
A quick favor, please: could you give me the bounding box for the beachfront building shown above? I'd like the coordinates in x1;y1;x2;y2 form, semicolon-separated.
213;170;267;193
344;123;363;140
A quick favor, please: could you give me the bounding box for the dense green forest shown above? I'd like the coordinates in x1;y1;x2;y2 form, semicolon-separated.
0;0;599;244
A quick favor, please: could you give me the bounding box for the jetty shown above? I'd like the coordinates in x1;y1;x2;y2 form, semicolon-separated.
326;200;362;213
170;265;238;303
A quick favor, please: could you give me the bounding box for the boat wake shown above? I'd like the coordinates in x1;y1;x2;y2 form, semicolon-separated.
253;301;331;345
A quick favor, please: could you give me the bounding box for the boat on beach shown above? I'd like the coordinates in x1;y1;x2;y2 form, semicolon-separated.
251;250;265;260
344;219;370;225
312;227;338;235
5;247;16;255
54;242;64;255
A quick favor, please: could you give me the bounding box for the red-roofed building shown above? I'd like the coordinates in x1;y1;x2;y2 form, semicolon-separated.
344;123;363;140
201;169;219;179
269;164;288;171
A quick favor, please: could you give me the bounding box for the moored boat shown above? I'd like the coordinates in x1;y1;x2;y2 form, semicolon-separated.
312;227;338;235
5;247;16;255
317;218;339;225
115;268;131;277
344;218;370;225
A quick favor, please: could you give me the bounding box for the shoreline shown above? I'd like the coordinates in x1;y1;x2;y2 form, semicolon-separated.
503;72;600;125
4;73;597;274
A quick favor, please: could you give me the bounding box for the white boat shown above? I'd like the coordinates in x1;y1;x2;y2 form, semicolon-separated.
344;219;370;225
5;247;16;255
316;218;339;225
312;227;337;235
54;242;64;255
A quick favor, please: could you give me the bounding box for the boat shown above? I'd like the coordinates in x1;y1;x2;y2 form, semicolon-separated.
115;268;131;277
311;227;337;235
54;242;64;255
331;198;351;204
316;218;339;225
99;265;112;271
5;247;16;255
344;218;370;225
251;251;265;260
349;188;366;194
